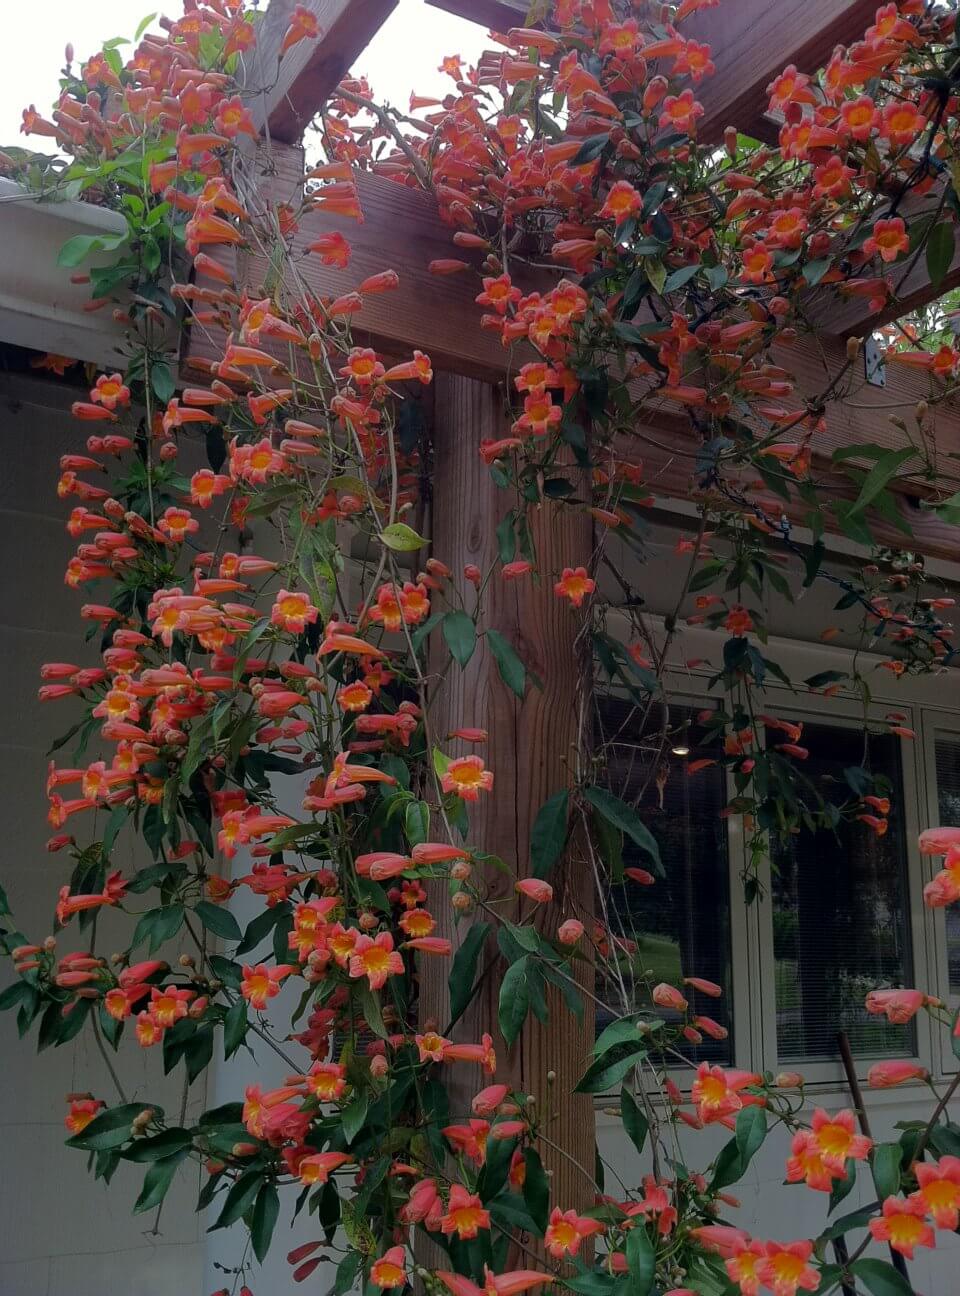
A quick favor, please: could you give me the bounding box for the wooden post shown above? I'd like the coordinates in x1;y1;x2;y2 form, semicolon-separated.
421;372;597;1214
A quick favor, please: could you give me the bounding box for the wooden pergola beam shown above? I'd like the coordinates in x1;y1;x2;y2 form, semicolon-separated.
425;0;877;141
683;0;879;139
243;0;398;144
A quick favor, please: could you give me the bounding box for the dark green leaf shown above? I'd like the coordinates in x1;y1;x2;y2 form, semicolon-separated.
735;1104;766;1167
522;1148;550;1234
209;1170;262;1230
448;922;491;1026
849;447;916;516
575;1040;646;1093
498;956;532;1047
123;1128;192;1162
404;799;430;847
583;786;662;875
133;1146;189;1213
333;1250;362;1296
621;1086;648;1155
530;791;569;880
194;901;241;942
852;1258;915;1296
486;629;526;699
67;1102;156;1151
926;221;955;290
871;1142;902;1201
342;1091;369;1144
663;264;700;293
251;1181;280;1262
625;1224;656;1296
443;610;477;668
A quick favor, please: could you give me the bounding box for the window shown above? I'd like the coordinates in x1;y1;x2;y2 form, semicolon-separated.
594;696;733;1063
769;720;915;1063
932;731;960;997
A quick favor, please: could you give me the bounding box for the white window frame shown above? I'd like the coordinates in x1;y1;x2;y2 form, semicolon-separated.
919;710;960;1076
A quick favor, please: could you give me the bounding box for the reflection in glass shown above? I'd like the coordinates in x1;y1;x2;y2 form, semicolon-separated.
594;697;733;1063
934;734;960;996
770;720;914;1062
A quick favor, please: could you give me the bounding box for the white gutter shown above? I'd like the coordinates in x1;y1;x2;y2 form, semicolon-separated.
0;178;130;368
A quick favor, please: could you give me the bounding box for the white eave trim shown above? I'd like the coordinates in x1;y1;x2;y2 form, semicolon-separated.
0;178;129;368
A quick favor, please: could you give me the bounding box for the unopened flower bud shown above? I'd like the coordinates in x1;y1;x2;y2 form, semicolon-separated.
916;400;928;422
724;125;738;159
846;336;861;362
450;860;472;881
451;891;473;912
179;954;195;968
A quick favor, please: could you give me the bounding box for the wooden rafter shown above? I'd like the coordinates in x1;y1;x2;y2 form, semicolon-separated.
184;142;960;559
242;0;398;143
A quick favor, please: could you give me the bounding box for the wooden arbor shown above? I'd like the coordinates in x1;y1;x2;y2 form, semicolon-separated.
187;0;960;1214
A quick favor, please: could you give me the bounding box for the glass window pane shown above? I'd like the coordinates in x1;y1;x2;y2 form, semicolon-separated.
594;696;733;1064
933;733;960;996
770;720;914;1062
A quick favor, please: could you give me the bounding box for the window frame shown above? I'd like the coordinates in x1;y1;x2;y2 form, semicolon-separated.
597;613;956;1093
919;710;960;1076
745;688;933;1087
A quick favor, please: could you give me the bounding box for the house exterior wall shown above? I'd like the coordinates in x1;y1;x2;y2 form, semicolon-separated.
3;368;960;1292
0;372;205;1296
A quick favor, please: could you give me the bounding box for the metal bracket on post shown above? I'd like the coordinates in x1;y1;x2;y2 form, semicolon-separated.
864;334;886;388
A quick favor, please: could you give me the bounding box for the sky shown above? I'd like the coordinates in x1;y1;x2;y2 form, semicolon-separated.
1;0;490;148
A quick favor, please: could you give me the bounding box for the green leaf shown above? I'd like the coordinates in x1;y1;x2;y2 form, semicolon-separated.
583;786;662;875
251;1181;280;1262
663;264;700;293
131;903;184;955
564;1273;617;1296
522;1148;550;1234
620;1086;648;1155
443;610;477;668
66;1102;156;1151
194;901;241;942
448;922;491;1025
342;1090;369;1144
209;1170;262;1230
379;522;426;551
57;231;126;268
817;1205;877;1244
571;133;609;165
848;447;916;516
135;12;158;40
404;799;430;848
871;1142;902;1201
735;1104;766;1167
852;1258;915;1296
333;1250;362;1296
236;905;284;956
926;220;955;290
223;1000;248;1059
123;1128;192;1162
486;629;526;699
133;1146;189;1213
150;362;175;405
575;1040;646;1093
0;981;28;1012
498;956;532;1047
625;1224;656;1296
530;790;569;880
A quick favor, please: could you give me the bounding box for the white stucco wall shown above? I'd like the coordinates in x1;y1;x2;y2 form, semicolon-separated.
0;371;206;1296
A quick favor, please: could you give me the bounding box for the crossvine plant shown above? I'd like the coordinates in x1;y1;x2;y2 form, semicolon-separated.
5;2;960;1294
